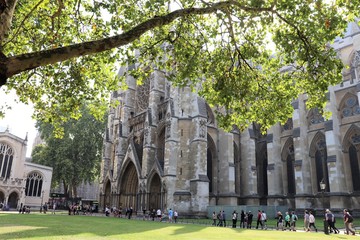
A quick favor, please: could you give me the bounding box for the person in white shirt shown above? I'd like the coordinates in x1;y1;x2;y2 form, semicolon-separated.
261;210;267;230
308;211;318;232
157;209;162;221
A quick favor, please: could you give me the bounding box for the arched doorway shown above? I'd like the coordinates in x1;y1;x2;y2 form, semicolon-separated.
0;191;4;203
8;192;18;209
348;145;360;191
342;126;360;192
149;173;161;210
104;180;111;207
119;162;138;210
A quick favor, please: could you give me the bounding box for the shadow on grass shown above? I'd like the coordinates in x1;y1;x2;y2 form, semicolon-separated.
0;213;210;239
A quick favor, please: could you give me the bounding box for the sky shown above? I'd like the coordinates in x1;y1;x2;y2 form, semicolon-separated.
0;89;37;157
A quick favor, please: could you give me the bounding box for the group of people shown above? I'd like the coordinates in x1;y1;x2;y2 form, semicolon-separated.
210;208;357;235
302;208;356;235
105;206;133;219
150;208;179;223
275;211;299;231
212;210;268;229
105;206;179;223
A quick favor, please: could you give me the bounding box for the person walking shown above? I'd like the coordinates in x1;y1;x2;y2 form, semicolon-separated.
308;211;318;232
168;208;173;223
284;212;291;230
325;209;339;234
304;210;310;231
261;210;267;230
290;211;298;231
157;209;162;221
174;210;178;223
240;210;246;228
343;209;355;235
212;211;217;226
222;210;227;227
247;211;253;229
232;210;238;228
276;211;284;231
52;203;56;214
128;206;133;219
256;210;263;229
217;211;223;227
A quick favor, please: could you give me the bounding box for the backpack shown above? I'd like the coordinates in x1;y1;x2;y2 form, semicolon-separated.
348;214;353;223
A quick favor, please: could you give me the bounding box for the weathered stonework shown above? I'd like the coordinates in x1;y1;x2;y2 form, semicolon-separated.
100;21;360;215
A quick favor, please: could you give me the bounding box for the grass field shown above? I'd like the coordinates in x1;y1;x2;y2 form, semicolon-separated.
0;212;358;240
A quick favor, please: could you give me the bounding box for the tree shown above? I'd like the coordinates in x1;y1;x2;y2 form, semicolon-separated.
31;104;106;197
0;0;359;132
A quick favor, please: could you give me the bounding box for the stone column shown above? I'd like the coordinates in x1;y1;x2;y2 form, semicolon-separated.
240;126;258;205
266;123;283;206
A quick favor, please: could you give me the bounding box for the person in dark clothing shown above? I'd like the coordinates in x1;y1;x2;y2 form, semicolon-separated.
247;211;253;229
256;210;263;229
240;210;246;228
128;206;133;219
217;211;223;226
325;209;339;234
151;209;156;221
222;211;226;227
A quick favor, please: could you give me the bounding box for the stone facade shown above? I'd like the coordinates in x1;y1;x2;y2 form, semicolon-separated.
100;20;360;215
0;129;52;210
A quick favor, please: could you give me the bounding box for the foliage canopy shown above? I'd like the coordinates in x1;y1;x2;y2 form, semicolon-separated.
0;0;359;132
31;104;106;197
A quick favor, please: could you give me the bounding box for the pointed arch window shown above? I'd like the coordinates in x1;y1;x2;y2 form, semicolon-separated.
348;145;360;191
281;139;295;195
135;75;150;113
340;94;360;118
25;172;43;197
351;50;360;81
314;139;330;192
307;108;324;126
286;144;295;195
282;118;293;131
0;143;14;179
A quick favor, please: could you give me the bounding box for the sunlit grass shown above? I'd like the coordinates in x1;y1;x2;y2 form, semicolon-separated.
0;212;358;240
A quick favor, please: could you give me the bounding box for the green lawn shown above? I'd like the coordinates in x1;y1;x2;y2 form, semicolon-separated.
0;212;357;240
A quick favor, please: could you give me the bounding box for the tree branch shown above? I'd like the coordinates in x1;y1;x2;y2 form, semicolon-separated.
0;1;274;86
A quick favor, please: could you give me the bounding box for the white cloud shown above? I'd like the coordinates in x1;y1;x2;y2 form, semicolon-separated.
0;89;37;157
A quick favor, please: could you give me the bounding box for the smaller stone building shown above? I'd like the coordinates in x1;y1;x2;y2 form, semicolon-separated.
0;129;52;210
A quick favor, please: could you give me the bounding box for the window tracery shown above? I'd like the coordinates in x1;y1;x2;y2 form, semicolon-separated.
351;50;360;81
307;108;324;126
0;143;14;179
135;76;150;113
25;172;43;197
340;94;360;118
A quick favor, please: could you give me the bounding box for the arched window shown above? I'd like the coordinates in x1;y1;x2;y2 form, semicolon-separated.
342;125;360;192
351;50;360;81
281;138;295;195
0;143;14;179
349;145;360;191
207;135;217;193
307;108;324;126
339;93;360;118
25;172;43;197
282;118;293;131
310;134;330;192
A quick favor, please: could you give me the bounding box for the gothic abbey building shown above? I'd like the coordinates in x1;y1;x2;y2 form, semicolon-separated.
99;21;360;216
